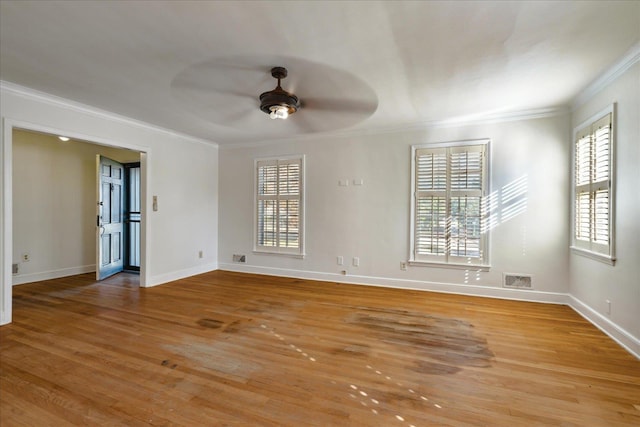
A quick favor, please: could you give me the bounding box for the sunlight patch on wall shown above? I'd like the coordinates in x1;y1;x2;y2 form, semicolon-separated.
482;174;528;233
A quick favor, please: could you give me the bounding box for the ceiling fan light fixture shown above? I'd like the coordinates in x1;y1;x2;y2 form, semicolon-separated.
269;105;289;120
259;67;300;120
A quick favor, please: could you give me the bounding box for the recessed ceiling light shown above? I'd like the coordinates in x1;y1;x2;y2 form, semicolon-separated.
58;136;70;141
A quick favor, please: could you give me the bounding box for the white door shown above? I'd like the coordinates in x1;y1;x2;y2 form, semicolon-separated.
97;156;124;280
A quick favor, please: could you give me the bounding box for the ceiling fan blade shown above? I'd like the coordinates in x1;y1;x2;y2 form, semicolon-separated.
214;89;256;101
173;81;255;101
288;110;320;133
222;108;254;125
300;97;378;114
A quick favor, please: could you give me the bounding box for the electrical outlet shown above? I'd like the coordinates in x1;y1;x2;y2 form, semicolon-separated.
22;253;30;262
400;261;407;271
337;256;344;266
353;257;359;267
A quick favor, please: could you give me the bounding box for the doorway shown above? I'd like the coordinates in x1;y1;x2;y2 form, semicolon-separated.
2;118;150;326
9;128;146;287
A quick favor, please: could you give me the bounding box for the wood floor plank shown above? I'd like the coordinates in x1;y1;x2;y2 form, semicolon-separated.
1;270;639;426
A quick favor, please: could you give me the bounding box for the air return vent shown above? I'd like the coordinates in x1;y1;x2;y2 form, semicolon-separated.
503;273;532;289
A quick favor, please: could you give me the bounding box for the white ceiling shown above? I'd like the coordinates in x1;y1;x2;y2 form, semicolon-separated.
1;1;638;146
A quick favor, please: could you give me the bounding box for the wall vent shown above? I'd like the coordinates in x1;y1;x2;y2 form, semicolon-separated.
503;273;532;289
233;254;246;263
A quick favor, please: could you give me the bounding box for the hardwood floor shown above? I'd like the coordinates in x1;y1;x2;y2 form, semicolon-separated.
1;271;639;426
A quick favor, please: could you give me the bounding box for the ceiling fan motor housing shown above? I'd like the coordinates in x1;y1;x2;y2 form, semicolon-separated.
259;67;300;115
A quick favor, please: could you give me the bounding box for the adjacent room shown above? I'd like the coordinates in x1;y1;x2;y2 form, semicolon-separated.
1;1;639;425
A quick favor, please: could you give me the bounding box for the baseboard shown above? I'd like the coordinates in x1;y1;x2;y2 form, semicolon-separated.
569;295;640;359
12;264;96;286
147;262;218;288
11;262;219;288
217;263;569;305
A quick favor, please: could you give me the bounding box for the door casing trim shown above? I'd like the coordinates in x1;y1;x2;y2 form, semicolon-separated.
1;118;151;325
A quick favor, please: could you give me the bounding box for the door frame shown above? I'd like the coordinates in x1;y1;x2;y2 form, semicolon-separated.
1;118;151;325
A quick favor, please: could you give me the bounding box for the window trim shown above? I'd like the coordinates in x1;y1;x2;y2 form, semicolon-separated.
570;104;616;265
409;139;491;268
253;154;305;257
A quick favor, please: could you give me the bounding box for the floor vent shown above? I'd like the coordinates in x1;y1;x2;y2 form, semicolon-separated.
503;273;532;289
233;254;246;263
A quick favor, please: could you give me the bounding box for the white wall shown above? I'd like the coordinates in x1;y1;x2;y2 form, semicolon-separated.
12;129;140;284
569;62;640;354
1;83;219;325
218;114;571;302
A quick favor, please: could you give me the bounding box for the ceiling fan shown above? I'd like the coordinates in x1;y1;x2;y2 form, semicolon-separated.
170;56;378;134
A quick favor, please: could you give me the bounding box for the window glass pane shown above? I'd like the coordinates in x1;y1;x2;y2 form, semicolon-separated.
129;167;140;212
575;135;592;186
450;196;481;258
415;196;447;255
593;126;610;183
593;189;609;244
279;162;300;196
451;151;483;190
416;151;447;191
575;192;591;241
258;164;278;196
278;199;299;248
129;221;140;267
257;199;277;247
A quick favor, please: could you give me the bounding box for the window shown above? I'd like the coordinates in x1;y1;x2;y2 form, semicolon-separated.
411;140;489;267
572;106;615;263
255;156;304;256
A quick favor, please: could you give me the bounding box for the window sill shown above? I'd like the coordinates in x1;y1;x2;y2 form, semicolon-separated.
408;260;491;271
570;247;615;266
253;250;305;259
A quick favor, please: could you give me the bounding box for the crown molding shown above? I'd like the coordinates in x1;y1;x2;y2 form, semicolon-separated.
571;41;640;110
219;106;569;150
0;81;218;148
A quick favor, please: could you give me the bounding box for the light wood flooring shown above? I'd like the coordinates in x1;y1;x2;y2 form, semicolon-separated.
1;271;639;426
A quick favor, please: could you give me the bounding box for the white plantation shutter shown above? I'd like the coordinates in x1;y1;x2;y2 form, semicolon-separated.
415;149;447;256
449;146;484;261
413;142;488;265
573;112;613;258
256;157;303;254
